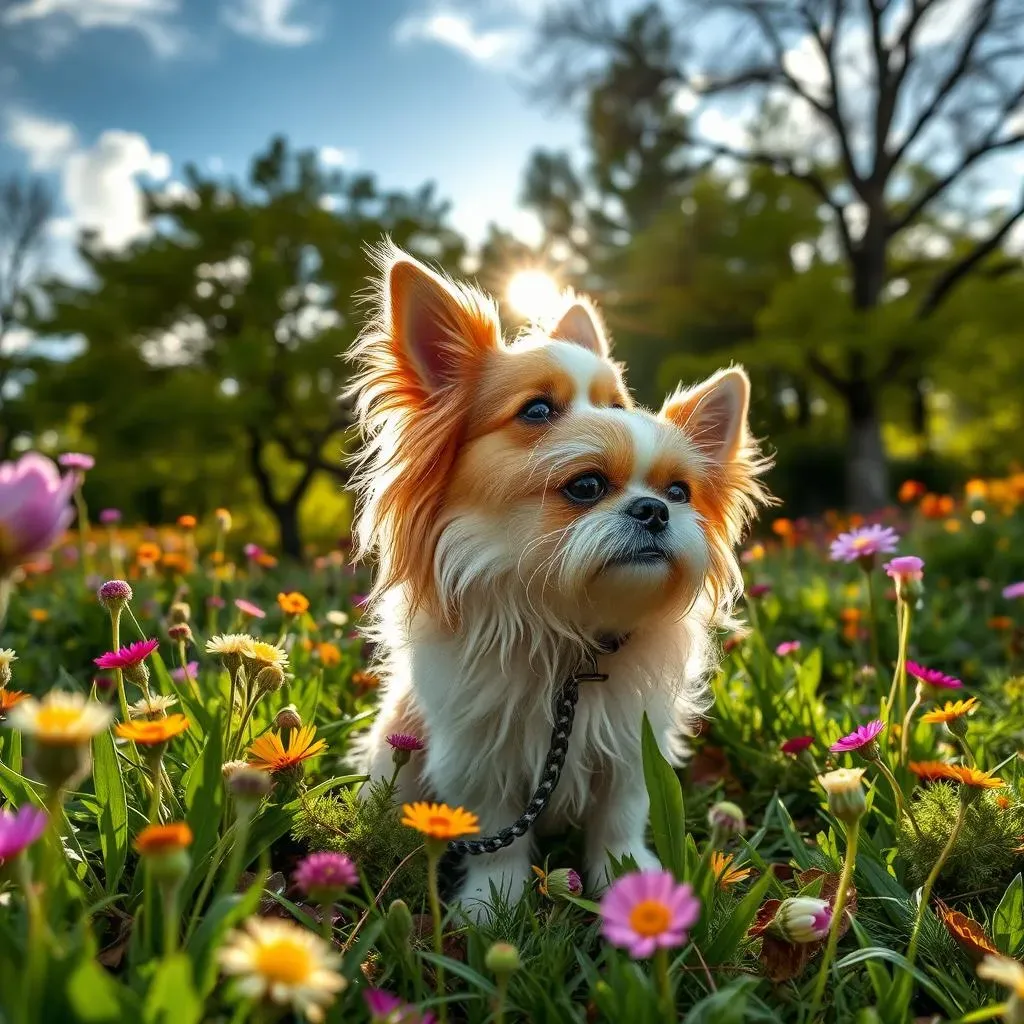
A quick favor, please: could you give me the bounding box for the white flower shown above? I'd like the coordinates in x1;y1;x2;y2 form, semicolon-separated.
129;694;179;718
7;691;113;744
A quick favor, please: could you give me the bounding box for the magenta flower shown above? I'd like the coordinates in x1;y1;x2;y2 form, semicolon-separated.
58;452;95;472
600;870;700;959
0;804;48;860
884;556;924;582
206;595;225;609
830;719;884;754
364;989;435;1024
386;733;425;752
293;851;358;902
243;543;264;561
94;638;160;670
748;583;772;598
171;661;199;684
781;736;814;755
775;641;801;657
1002;581;1024;600
234;598;266;619
906;661;963;690
829;524;899;564
0;453;77;577
97;580;132;609
99;508;122;525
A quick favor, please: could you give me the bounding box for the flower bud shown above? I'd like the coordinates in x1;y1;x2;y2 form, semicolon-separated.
0;649;15;688
708;801;746;842
221;759;249;780
168;623;193;643
485;942;522;978
97;579;133;612
168;602;191;625
544;867;583;900
819;768;867;824
771;897;832;944
227;764;272;800
33;744;91;791
215;508;232;532
253;664;285;696
384;899;414;948
123;660;150;688
275;704;302;731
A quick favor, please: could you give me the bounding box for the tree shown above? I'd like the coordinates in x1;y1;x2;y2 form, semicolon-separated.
536;0;1024;508
36;138;464;555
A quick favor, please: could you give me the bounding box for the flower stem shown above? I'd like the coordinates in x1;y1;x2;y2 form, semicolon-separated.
495;977;508;1024
654;947;673;1022
321;901;334;943
956;733;978;767
161;880;181;956
0;575;12;631
229;690;262;760
808;819;860;1017
885;601;912;733
73;484;92;583
871;755;922;839
426;846;447;1023
225;664;243;753
110;608;132;726
148;755;164;824
900;681;925;768
865;568;881;670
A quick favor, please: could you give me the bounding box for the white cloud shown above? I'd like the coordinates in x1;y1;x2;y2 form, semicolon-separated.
395;9;525;65
222;0;314;46
4;109;76;170
319;146;355;168
2;0;186;58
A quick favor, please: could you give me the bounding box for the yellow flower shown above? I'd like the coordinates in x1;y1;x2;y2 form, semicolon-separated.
135;822;193;855
401;801;479;840
29;608;49;623
977;954;1024;998
115;714;190;746
710;851;754;889
922;698;980;724
7;690;114;745
278;591;310;616
248;640;289;670
218;917;345;1023
247;725;326;773
206;633;257;659
215;508;232;531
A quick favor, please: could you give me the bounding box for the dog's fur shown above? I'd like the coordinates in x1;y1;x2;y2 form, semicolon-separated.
348;244;769;915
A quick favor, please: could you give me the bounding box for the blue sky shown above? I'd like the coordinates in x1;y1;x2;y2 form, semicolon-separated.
0;0;582;256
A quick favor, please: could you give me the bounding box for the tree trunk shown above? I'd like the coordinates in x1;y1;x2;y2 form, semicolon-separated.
274;501;303;561
845;378;889;512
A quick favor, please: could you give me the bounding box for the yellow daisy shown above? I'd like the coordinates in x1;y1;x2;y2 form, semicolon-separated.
7;690;113;745
922;698;980;725
401;802;479;840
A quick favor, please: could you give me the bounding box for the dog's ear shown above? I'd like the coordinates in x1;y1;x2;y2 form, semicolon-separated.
660;368;750;463
387;251;500;392
551;298;610;358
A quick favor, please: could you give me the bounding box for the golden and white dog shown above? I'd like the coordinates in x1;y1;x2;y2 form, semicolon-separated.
348;245;768;916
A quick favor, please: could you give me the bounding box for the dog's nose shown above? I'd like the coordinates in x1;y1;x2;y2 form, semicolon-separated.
625;496;670;534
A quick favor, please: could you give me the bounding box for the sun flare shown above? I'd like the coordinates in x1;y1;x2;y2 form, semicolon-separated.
506;269;563;322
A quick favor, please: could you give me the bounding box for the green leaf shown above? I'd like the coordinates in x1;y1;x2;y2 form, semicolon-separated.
188;883;263;996
993;873;1023;955
0;758;43;807
143;954;202;1024
850;919;892;1006
65;955;139;1021
684;976;758;1023
772;795;814;870
562;894;602;914
641;712;686;880
180;726;225;906
795;647;822;699
703;869;773;965
92;728;129;894
835;947;959;1019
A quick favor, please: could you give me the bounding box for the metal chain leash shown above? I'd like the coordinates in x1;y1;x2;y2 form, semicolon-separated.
448;645;617;857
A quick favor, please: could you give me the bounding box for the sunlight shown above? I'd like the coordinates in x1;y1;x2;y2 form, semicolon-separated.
506;269;563;322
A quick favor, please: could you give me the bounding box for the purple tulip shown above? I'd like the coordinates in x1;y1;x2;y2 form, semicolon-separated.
0;453;77;577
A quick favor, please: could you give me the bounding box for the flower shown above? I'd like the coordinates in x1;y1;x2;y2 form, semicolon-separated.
710;851;754;889
244;543;264;561
278;591;310;615
97;579;133;611
99;508;122;525
115;714;190;746
58;452;94;472
600;870;700;959
748;583;771;598
206;633;256;659
276;705;302;731
387;733;425;752
935;900;999;960
921;697;980;724
177;514;197;529
1003;581;1024;600
884;555;924;581
94;638;160;672
293;851;358;902
1;689;28;714
248;640;288;670
898;480;926;503
818;767;867;823
234;598;266;619
781;735;815;755
485;942;522;976
364;989;435;1024
218;916;345;1022
401;802;479;840
0;453;77;576
134;821;193;855
708;801;745;837
316;642;341;667
136;541;162;564
829;524;899;564
129;694;179;718
0;805;48;861
977;954;1024;999
830;719;884;755
227;764;273;802
990;615;1014;631
775;641;801;656
170;661;199;684
352;670;380;692
215;508;232;531
532;865;583;900
772;897;832;944
325;610;349;628
906;661;963;691
909;762;1004;789
0;647;16;686
7;690;113;744
247;725;327;773
920;493;955;519
909;760;957;782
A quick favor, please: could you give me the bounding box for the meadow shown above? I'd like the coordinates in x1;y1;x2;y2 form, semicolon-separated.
1;452;1023;1023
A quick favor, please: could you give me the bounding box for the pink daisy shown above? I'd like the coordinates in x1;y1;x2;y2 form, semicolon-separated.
0;805;48;860
94;638;160;670
906;661;963;690
775;641;801;657
884;555;924;582
58;452;95;472
829;524;899;564
386;733;425;752
1002;581;1024;600
600;870;700;959
234;598;266;619
830;719;884;754
781;736;815;755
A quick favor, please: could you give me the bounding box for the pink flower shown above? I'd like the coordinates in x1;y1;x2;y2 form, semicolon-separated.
171;661;199;684
94;638;160;670
829;525;899;564
600;870;700;959
364;989;435;1024
781;735;815;755
386;733;425;752
97;580;132;609
99;508;122;525
206;596;225;609
243;543;264;561
775;641;801;657
1002;581;1024;600
906;661;962;690
748;583;772;598
293;851;358;902
234;598;266;619
0;453;77;577
830;719;884;754
58;452;95;472
0;805;48;860
884;556;924;581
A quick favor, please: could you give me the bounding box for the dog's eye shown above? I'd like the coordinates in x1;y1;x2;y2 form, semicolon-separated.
666;481;691;503
563;473;608;505
518;398;554;423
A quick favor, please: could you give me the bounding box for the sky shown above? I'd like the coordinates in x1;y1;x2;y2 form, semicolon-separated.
0;0;582;263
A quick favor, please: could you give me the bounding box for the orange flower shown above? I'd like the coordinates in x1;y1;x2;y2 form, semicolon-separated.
258;553;278;568
115;713;190;746
29;609;49;623
0;689;28;713
710;851;754;889
401;801;479;840
989;616;1014;631
997;795;1011;810
247;725;326;773
898;480;926;503
137;542;162;564
840;607;862;623
921;698;980;724
946;765;1004;790
317;642;342;668
771;518;793;538
351;670;380;693
161;552;190;573
177;514;197;529
935;900;999;961
277;592;310;616
909;760;959;783
964;479;989;502
920;493;955;519
134;822;193;855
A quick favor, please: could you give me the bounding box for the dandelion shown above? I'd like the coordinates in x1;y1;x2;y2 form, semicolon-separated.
600;870;700;958
247;640;288;670
829;524;899;564
0;805;48;861
906;661;963;691
710;851;753;889
775;640;801;656
278;591;310;615
129;694;179;718
830;719;884;755
234;598;265;619
116;714;189;746
922;698;980;725
781;735;814;755
247;725;326;774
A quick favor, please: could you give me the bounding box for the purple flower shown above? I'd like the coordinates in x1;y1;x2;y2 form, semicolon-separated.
171;661;199;684
906;661;963;690
775;641;801;657
884;556;924;581
364;989;436;1024
600;870;700;959
1002;581;1024;600
97;579;133;610
0;805;48;860
293;851;358;902
99;508;122;525
748;583;772;598
386;733;425;752
830;719;884;754
58;452;95;472
0;453;77;577
829;525;899;564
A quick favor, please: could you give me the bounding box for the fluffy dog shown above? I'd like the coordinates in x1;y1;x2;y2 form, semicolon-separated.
348;244;768;916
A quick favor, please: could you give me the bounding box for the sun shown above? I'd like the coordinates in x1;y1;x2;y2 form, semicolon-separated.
506;269;563;322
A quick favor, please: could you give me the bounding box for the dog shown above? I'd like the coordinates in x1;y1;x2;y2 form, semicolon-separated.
348;243;769;917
